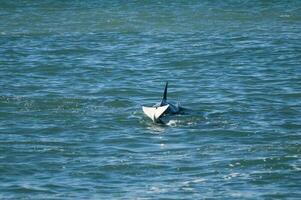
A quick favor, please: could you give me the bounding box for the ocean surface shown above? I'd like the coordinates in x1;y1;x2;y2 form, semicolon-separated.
1;1;301;199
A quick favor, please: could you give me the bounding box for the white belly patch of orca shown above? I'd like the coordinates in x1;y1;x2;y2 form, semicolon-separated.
142;82;182;123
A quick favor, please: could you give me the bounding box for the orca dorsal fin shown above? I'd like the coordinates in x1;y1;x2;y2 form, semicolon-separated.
162;81;168;101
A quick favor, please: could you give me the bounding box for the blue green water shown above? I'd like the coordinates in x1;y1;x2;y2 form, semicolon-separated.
1;1;301;199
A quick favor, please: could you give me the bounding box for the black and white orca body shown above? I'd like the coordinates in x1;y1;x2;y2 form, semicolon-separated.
142;82;182;123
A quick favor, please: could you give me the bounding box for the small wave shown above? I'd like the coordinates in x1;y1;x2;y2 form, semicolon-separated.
183;178;206;185
166;119;179;127
280;14;290;18
165;119;192;127
165;118;200;127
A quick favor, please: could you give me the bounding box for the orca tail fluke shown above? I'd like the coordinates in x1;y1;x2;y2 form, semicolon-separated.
142;105;169;123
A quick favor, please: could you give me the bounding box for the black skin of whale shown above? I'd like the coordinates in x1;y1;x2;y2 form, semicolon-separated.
153;82;182;115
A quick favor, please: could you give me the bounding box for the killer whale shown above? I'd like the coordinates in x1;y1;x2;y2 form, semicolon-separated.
142;82;182;123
